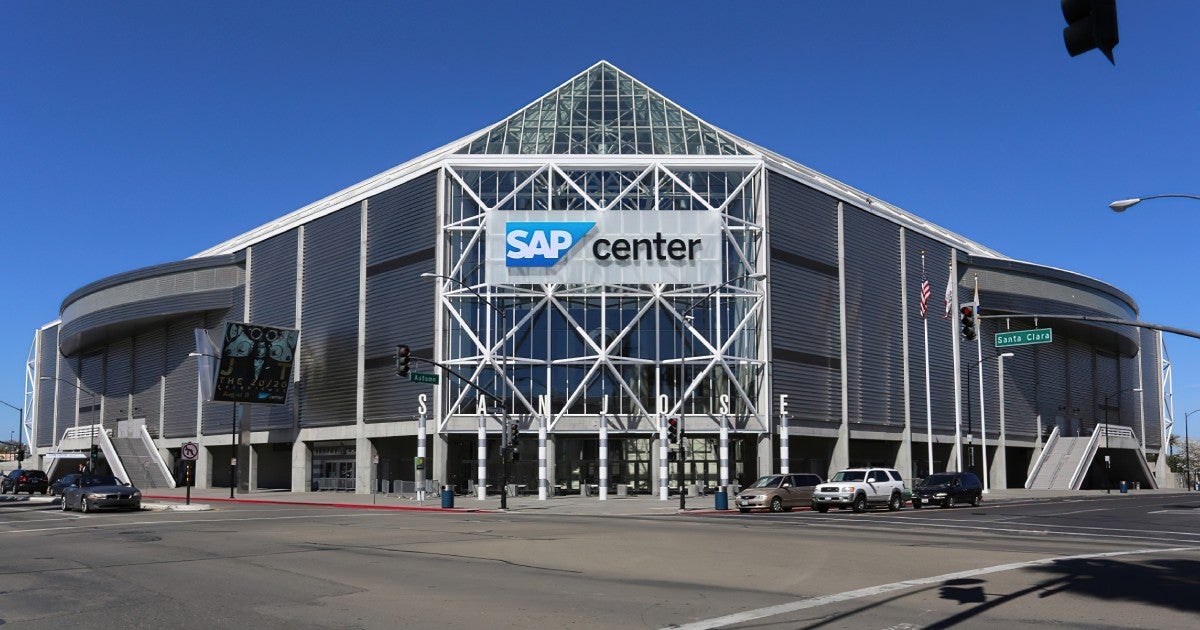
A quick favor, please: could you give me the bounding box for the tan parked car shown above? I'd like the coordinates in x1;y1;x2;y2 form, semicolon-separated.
736;473;823;513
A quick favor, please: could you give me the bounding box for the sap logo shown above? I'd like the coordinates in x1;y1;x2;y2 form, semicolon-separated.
505;221;596;267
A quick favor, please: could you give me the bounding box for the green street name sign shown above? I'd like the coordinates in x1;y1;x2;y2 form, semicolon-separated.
409;372;440;385
995;328;1053;348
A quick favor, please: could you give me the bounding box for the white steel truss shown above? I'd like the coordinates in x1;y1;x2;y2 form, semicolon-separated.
432;159;767;435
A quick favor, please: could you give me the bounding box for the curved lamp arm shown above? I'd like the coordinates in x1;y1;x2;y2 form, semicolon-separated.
1109;194;1200;212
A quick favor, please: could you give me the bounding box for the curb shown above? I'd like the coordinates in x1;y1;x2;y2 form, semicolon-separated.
142;495;484;513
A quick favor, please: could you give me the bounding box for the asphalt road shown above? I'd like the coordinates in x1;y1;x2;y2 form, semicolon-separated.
1;492;1197;629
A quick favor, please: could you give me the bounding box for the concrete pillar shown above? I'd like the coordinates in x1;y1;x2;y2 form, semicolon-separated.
356;436;375;494
290;438;310;492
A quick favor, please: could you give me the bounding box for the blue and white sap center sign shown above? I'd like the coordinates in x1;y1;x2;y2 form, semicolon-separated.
486;211;722;284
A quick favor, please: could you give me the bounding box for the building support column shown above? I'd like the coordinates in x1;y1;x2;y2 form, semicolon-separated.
290;438;310;492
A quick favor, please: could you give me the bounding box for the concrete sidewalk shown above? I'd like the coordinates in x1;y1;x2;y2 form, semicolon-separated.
137;485;1189;516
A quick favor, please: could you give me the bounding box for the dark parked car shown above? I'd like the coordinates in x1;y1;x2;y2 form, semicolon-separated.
911;472;982;508
60;475;142;513
49;473;83;496
1;469;48;495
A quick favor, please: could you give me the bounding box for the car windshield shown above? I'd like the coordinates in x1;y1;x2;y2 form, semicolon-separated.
747;475;784;489
924;474;956;485
830;470;865;482
81;475;123;487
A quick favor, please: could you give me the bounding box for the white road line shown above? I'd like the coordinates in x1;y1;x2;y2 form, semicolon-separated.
668;545;1200;630
801;514;1200;541
0;511;392;535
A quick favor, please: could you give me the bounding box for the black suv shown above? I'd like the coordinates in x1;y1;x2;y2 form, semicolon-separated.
911;472;982;508
2;469;49;495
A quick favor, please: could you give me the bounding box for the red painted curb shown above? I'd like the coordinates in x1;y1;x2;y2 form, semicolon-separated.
143;495;483;513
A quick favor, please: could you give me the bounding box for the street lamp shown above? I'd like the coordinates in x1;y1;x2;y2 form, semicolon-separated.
189;351;237;498
39;376;98;473
1184;409;1199;492
421;272;514;510
963;352;1013;484
1101;386;1142;494
675;271;767;510
0;400;23;466
1109;194;1200;212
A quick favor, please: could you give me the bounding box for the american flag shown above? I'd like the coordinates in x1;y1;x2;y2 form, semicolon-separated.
919;273;931;319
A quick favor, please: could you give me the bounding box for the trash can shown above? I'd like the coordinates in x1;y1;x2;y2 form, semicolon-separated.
441;485;455;508
714;486;728;510
1119;480;1128;494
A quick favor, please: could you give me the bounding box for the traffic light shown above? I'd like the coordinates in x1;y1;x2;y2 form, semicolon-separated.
396;344;410;377
508;420;519;447
667;417;679;444
960;305;977;341
1062;0;1118;64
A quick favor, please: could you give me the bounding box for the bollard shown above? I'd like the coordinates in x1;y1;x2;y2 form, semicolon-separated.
441;485;455;508
1119;480;1128;494
714;486;729;510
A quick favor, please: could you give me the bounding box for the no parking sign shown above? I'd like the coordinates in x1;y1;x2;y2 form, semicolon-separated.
182;442;199;461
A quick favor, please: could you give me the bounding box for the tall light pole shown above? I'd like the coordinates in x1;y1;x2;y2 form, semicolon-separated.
1102;386;1142;494
963;352;1013;484
1109;194;1200;212
0;400;23;466
421;272;513;510
39;376;98;473
676;271;767;510
1184;409;1199;492
189;351;237;498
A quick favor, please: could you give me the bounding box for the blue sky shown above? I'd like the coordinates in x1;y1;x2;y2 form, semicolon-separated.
3;2;1198;447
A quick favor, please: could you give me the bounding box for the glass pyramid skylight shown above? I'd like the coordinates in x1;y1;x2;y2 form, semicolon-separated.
458;61;751;156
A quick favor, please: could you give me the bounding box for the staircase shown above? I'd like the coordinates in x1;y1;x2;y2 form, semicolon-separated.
1027;430;1096;490
110;437;172;489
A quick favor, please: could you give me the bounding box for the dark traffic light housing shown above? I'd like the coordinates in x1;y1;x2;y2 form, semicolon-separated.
508;420;519;446
667;416;679;444
396;345;410;377
960;305;977;341
1062;0;1118;64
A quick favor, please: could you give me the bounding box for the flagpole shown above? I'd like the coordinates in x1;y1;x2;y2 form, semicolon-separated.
922;253;933;477
975;276;989;494
950;259;962;474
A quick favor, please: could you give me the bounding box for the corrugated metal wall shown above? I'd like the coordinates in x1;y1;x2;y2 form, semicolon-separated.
162;317;202;438
103;338;133;425
843;206;903;427
35;326;58;448
364;173;437;423
767;173;840;424
246;229;299;432
298;204;361;427
1140;328;1164;450
132;328;165;437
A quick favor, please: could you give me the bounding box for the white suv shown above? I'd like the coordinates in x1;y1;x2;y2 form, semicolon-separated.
811;467;907;513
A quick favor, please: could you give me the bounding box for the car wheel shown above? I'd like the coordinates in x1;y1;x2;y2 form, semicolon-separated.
815;505;828;513
81;497;91;513
770;497;783;512
852;493;867;513
739;508;750;514
61;497;70;511
912;500;923;509
971;493;981;507
945;496;957;509
888;493;902;511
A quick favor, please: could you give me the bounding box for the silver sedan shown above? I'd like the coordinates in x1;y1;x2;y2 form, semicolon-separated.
61;475;142;513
